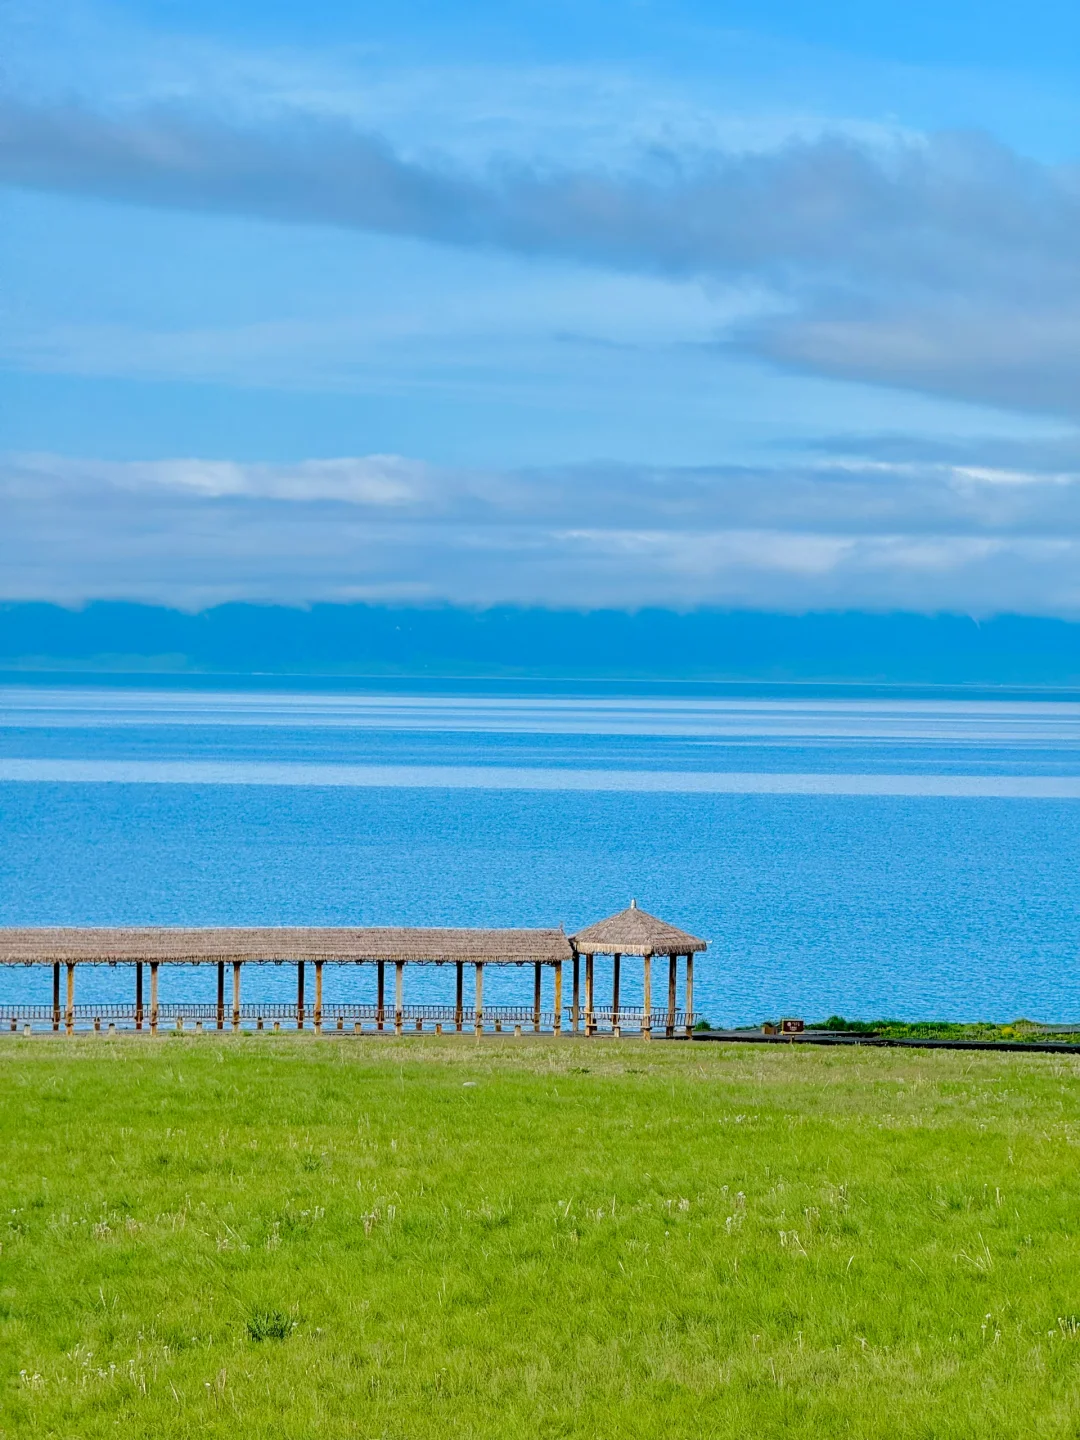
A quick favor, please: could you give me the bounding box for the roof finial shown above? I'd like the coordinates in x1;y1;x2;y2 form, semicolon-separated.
630;898;637;909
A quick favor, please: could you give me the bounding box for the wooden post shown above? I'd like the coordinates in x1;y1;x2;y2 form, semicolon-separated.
377;961;385;1031
612;953;621;1031
65;961;75;1035
314;960;324;1034
553;961;562;1035
474;962;484;1034
584;953;594;1036
667;954;677;1037
642;954;652;1038
455;961;463;1032
533;962;542;1033
216;960;225;1030
684;952;694;1036
394;960;404;1036
52;961;60;1032
150;961;159;1036
232;960;242;1032
297;961;305;1030
135;961;143;1032
572;955;580;1032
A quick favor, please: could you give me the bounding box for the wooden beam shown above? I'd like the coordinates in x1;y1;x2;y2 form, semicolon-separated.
395;960;404;1036
297;961;305;1030
150;961;159;1036
216;960;225;1030
65;960;75;1036
667;954;677;1037
572;955;580;1032
232;960;242;1032
475;961;484;1035
612;952;621;1031
642;954;652;1038
314;960;324;1034
684;952;694;1037
584;953;594;1036
455;961;463;1032
377;961;385;1032
52;961;60;1032
553;960;563;1035
135;961;143;1032
533;962;542;1033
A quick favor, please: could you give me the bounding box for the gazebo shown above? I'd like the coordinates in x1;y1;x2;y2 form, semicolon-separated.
569;901;705;1037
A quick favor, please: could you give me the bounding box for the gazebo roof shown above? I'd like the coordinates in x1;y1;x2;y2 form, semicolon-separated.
570;902;706;957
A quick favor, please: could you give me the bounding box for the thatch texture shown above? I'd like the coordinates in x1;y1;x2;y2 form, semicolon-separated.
570;903;705;956
0;927;573;965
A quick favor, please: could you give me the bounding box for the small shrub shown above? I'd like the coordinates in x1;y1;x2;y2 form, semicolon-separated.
246;1307;297;1342
693;1018;713;1032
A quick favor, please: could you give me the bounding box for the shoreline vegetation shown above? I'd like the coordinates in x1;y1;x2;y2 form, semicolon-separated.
4;1038;1080;1437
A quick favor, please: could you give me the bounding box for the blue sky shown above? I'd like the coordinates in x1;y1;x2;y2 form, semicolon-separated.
3;0;1080;611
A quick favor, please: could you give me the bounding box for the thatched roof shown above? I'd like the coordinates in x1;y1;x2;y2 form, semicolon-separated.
570;902;706;956
0;927;572;966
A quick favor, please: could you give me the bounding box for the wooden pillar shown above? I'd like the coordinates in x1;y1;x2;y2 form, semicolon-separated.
455;961;464;1032
216;960;225;1030
612;953;621;1030
232;960;242;1032
684;952;694;1037
553;961;563;1035
394;960;404;1036
584;953;594;1036
642;954;652;1038
377;961;385;1031
52;961;61;1032
474;962;484;1034
667;954;677;1037
297;961;305;1030
65;961;75;1035
314;961;324;1034
533;962;542;1033
572;955;580;1032
150;961;159;1036
135;962;143;1032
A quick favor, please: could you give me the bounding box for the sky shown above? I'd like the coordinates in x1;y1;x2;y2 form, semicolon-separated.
2;0;1080;613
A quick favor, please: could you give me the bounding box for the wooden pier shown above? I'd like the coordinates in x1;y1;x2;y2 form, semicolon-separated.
0;904;705;1038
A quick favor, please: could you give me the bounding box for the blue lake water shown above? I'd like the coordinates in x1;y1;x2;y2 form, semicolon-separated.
2;682;1080;1024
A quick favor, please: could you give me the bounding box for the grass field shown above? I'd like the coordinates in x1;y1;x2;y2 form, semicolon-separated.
3;1036;1080;1438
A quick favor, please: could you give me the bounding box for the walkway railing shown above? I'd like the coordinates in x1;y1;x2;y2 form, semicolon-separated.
1;1001;694;1036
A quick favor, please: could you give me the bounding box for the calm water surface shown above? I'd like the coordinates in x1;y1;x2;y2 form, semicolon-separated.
2;683;1079;1024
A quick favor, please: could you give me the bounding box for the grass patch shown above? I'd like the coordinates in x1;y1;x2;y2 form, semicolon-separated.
2;1035;1080;1437
809;1015;1076;1041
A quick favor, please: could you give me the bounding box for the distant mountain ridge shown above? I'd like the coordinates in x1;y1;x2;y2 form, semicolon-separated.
3;601;1080;687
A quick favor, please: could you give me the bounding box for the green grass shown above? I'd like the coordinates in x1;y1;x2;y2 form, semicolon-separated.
809;1016;1080;1042
3;1036;1080;1438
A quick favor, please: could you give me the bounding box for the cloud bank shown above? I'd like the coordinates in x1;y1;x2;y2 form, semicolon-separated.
7;445;1080;614
2;96;1080;416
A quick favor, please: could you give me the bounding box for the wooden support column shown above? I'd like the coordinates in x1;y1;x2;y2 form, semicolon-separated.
135;962;143;1032
455;962;464;1032
667;954;677;1037
584;953;594;1036
533;962;542;1033
377;961;385;1031
684;952;694;1037
149;961;159;1036
612;953;621;1031
215;960;225;1030
314;961;324;1034
52;961;61;1032
572;955;580;1032
296;961;305;1030
642;954;652;1038
553;961;563;1035
474;962;484;1034
232;960;242;1032
394;960;404;1036
65;961;75;1035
